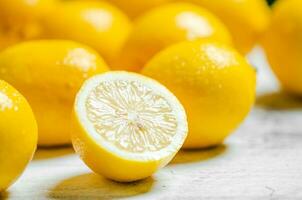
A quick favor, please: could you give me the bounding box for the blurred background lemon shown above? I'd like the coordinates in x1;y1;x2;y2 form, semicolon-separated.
0;80;37;191
114;3;232;71
262;0;302;95
185;0;271;54
142;41;256;148
41;1;132;66
0;0;56;50
105;0;174;18
104;0;271;54
0;0;273;56
0;40;109;146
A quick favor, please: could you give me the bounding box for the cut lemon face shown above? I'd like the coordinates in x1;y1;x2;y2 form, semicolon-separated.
72;71;187;182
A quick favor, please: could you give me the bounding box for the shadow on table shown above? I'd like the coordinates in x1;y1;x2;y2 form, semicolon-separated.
256;91;302;110
170;144;226;165
48;173;154;199
0;191;9;200
33;146;74;160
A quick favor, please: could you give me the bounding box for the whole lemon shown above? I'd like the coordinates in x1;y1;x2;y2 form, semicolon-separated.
41;1;131;66
0;80;37;191
114;3;232;71
262;0;302;95
142;41;256;148
105;0;174;18
0;0;56;50
0;40;109;146
186;0;271;54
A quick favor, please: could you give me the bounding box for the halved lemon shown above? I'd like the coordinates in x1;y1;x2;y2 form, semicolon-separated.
72;71;188;182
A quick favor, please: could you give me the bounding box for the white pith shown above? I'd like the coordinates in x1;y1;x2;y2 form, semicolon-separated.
75;71;188;161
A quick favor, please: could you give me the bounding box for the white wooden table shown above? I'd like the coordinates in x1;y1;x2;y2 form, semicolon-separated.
2;47;302;199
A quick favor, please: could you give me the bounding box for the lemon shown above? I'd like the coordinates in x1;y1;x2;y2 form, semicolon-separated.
187;0;271;54
105;0;174;18
0;0;56;23
41;1;132;66
0;0;56;50
114;3;232;72
262;0;302;95
0;80;37;191
142;41;256;149
72;71;188;182
0;40;109;146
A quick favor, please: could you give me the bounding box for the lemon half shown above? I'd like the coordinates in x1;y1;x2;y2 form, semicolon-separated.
72;71;188;182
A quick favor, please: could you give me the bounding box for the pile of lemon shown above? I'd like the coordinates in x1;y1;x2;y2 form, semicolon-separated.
0;0;300;190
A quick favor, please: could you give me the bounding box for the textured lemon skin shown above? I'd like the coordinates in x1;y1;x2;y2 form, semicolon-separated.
142;41;256;148
0;40;109;146
187;0;271;54
114;3;232;71
0;80;37;191
41;1;131;66
105;0;174;18
0;0;56;50
262;0;302;95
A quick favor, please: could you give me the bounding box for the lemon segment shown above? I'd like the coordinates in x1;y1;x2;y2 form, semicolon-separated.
72;71;188;182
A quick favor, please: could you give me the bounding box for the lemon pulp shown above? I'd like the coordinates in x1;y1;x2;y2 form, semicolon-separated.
86;80;178;153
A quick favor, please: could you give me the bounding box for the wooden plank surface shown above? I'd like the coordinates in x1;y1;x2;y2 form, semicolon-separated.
1;47;302;200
